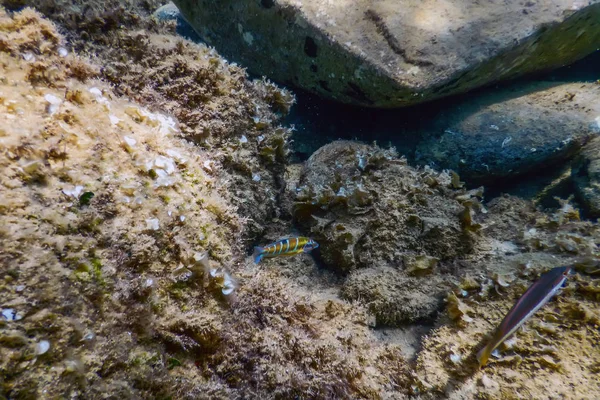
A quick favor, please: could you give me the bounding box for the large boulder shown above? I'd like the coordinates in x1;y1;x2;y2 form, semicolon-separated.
172;0;600;107
415;82;600;184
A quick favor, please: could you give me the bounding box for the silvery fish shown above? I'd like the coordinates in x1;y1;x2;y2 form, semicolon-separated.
253;237;319;264
477;265;572;367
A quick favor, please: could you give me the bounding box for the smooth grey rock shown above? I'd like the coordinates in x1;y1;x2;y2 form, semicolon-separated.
415;82;600;184
172;0;600;107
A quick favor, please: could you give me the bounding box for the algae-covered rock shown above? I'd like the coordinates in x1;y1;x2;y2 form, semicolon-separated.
10;0;297;240
413;265;600;399
341;267;447;325
294;141;477;273
410;196;600;398
0;7;289;398
174;0;600;107
0;7;413;399
415;82;600;184
4;4;600;400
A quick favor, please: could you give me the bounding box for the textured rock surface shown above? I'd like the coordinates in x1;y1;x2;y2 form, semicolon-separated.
12;0;297;240
174;0;600;107
415;82;600;183
0;8;411;399
573;136;600;218
3;4;600;400
294;141;479;273
341;267;447;325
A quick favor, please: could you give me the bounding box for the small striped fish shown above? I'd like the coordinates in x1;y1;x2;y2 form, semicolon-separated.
253;237;319;264
477;265;572;367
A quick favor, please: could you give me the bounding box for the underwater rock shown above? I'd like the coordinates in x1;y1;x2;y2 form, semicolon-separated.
572;136;600;218
173;0;600;107
415;82;600;184
0;7;256;397
12;0;296;240
413;261;600;398
0;7;416;399
341;267;447;326
6;5;600;400
294;141;477;273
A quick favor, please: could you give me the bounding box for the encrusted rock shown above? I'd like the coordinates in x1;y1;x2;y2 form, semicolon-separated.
294;141;476;273
341;267;447;326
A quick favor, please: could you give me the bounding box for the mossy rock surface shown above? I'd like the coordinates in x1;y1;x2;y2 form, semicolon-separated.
294;141;477;273
174;0;600;107
341;267;447;325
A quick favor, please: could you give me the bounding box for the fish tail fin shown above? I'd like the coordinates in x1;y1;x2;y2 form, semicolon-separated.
477;344;492;368
253;247;264;264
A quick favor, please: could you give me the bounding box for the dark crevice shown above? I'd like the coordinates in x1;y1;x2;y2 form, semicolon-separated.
303;36;318;57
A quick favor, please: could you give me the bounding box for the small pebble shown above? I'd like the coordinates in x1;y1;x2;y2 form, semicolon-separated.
81;331;96;342
15;285;25;292
58;47;68;57
44;93;62;115
2;308;23;321
109;114;121;125
145;218;160;231
36;340;50;355
123;135;136;148
62;185;84;198
222;273;235;296
88;87;103;97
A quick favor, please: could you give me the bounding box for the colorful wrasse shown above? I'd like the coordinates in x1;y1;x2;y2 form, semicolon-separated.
477;265;572;367
253;237;319;264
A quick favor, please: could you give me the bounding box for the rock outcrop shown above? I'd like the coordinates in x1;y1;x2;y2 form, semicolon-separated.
174;0;600;107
